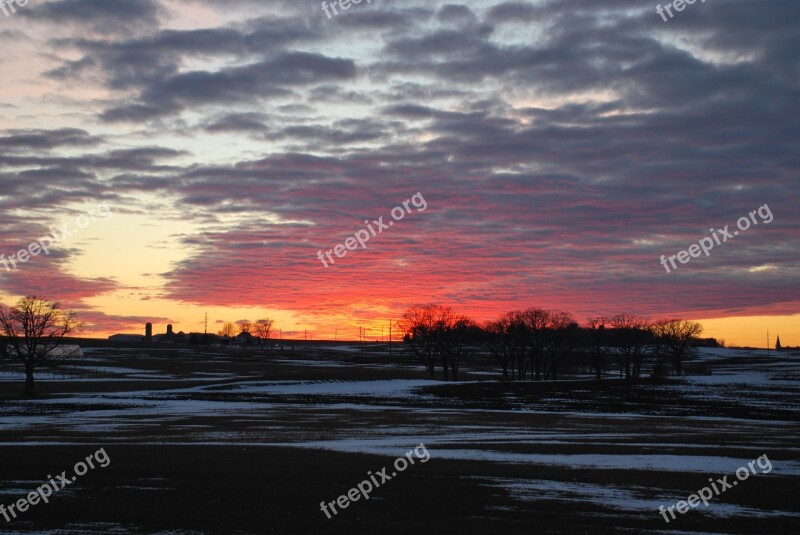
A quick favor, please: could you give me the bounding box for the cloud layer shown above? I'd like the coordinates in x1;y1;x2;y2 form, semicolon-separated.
0;0;798;335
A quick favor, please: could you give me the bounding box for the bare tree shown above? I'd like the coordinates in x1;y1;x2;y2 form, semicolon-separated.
652;319;703;375
254;318;274;344
237;321;252;334
485;308;577;381
507;312;530;380
399;304;462;380
585;317;610;379
609;314;651;380
443;317;480;380
484;319;513;379
542;311;578;380
484;312;530;380
0;296;82;395
520;308;551;381
218;322;236;338
500;311;529;379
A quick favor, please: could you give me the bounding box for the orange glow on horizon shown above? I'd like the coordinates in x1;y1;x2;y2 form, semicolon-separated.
69;299;799;349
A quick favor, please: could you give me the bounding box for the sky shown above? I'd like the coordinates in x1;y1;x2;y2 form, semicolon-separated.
0;0;797;346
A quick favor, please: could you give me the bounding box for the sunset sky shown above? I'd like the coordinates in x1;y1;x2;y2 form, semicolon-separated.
0;0;797;346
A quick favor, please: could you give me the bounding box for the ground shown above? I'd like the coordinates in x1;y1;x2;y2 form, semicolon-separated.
0;344;798;534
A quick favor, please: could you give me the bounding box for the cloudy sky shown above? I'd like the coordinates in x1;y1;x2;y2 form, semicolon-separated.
0;0;797;345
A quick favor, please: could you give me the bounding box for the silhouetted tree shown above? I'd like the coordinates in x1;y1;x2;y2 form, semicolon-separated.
486;308;577;381
484;319;513;379
254;318;274;345
585;317;610;379
506;311;530;379
0;296;82;395
400;304;476;381
542;311;578;379
218;322;236;338
609;314;651;380
520;308;551;380
443;317;481;380
400;305;448;379
652;319;703;375
485;311;531;379
512;308;579;381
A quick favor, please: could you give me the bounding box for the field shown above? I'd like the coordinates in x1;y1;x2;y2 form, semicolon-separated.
1;344;799;534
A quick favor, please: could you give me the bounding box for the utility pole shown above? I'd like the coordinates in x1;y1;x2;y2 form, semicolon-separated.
389;320;392;357
204;312;207;335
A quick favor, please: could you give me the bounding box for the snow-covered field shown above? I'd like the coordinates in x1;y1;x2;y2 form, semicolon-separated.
1;345;798;532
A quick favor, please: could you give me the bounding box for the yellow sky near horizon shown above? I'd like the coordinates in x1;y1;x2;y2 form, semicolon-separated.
67;298;800;347
693;314;800;349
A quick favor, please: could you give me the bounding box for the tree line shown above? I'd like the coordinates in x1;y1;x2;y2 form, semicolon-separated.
0;296;711;395
217;319;274;343
399;304;708;381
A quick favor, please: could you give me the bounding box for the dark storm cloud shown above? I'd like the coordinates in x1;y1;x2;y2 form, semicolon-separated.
260;117;400;146
0;143;186;174
49;16;321;68
203;112;270;133
436;4;479;27
334;8;430;30
99;103;182;123
21;0;162;35
308;85;376;104
0;128;103;151
0;136;186;211
485;1;540;23
99;52;355;122
43;13;331;121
